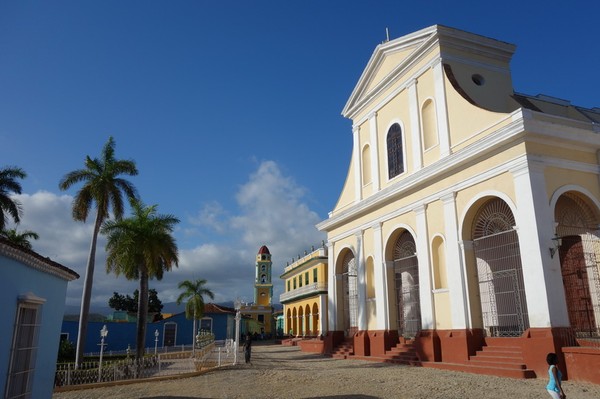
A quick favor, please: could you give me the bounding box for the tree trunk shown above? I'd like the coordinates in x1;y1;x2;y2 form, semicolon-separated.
75;209;103;367
136;269;149;360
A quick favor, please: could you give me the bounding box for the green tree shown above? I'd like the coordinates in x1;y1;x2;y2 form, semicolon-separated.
0;166;26;230
59;137;138;366
176;279;214;355
102;200;178;359
0;228;39;250
108;289;164;320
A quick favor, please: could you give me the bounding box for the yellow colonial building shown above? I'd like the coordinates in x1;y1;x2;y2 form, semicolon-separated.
317;25;600;381
240;245;275;336
280;245;328;337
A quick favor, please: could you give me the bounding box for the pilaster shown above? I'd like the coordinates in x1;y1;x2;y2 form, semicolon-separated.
408;79;423;171
352;125;362;203
368;112;381;192
511;160;569;327
442;192;469;328
327;242;337;331
372;222;389;329
433;59;451;158
414;204;433;329
356;232;368;331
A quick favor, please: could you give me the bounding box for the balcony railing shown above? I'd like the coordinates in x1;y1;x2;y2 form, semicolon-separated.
279;282;327;302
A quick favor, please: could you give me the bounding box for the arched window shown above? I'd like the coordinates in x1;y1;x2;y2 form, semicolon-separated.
387;123;404;179
362;144;371;185
422;99;438;150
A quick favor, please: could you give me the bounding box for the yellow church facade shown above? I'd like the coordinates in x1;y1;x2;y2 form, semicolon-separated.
317;25;600;382
280;245;328;337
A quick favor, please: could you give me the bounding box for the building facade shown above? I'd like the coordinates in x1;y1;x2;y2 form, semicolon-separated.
61;303;238;354
317;25;600;382
280;245;328;337
0;238;79;399
240;245;275;336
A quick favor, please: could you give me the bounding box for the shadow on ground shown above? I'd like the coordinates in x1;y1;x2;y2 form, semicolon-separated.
303;396;379;399
144;397;379;399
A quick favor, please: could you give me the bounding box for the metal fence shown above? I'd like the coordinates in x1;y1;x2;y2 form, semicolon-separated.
55;339;240;387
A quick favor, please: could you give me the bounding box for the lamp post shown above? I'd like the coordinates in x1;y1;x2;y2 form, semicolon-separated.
234;298;241;365
98;324;108;382
154;329;159;355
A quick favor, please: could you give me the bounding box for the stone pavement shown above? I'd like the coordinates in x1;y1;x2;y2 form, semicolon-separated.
53;342;600;399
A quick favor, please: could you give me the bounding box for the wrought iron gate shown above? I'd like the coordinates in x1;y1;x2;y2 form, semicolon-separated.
394;254;421;337
342;254;358;336
559;233;600;338
474;229;529;337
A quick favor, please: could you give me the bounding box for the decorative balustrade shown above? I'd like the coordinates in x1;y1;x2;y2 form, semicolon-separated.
279;282;327;302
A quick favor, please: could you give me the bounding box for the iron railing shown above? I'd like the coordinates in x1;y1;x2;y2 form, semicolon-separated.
55;339;239;388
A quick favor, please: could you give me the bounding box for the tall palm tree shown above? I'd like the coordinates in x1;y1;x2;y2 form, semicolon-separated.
176;279;215;355
0;166;27;230
0;228;39;250
59;137;138;365
102;200;179;359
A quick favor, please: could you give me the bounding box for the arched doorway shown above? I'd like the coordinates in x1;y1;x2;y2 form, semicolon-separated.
340;251;358;336
392;231;421;337
555;192;600;338
472;198;529;337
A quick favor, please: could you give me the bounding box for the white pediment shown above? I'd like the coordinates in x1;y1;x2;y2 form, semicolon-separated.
342;25;439;119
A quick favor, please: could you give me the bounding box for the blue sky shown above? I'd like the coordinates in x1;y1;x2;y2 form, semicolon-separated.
1;1;598;312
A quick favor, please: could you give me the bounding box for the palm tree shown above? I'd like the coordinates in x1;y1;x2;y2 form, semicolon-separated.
102;199;179;359
176;279;215;355
0;166;27;230
0;228;39;250
59;137;138;365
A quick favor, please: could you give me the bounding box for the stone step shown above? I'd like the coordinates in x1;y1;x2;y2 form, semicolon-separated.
423;361;536;379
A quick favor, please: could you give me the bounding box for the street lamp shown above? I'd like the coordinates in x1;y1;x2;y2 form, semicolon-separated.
234;298;241;365
154;329;159;355
98;324;108;382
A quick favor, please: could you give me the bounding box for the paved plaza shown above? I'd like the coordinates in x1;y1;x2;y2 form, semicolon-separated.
53;343;600;399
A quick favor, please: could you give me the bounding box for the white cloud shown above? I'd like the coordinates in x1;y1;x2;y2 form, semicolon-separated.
9;160;325;314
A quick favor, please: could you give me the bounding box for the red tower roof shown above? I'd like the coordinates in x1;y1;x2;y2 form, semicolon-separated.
258;245;270;255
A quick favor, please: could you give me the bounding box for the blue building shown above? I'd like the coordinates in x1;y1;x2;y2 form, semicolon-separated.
61;303;241;354
0;237;79;399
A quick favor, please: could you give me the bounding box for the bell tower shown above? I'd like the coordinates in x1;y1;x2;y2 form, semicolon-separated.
255;245;273;306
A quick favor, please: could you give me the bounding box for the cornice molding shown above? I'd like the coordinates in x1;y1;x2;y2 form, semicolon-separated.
318;111;526;233
0;242;78;282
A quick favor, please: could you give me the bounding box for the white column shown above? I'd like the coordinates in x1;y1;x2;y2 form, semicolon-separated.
368;112;381;192
414;205;433;329
373;222;389;329
408;79;423;171
356;232;368;330
327;242;337;331
458;240;474;328
511;161;569;327
442;193;469;328
352;125;362;203
319;294;328;335
432;59;450;158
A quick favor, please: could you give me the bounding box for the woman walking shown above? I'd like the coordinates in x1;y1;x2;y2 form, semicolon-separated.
546;353;566;399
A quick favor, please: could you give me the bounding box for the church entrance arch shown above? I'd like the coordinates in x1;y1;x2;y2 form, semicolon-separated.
555;192;600;338
472;197;529;337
